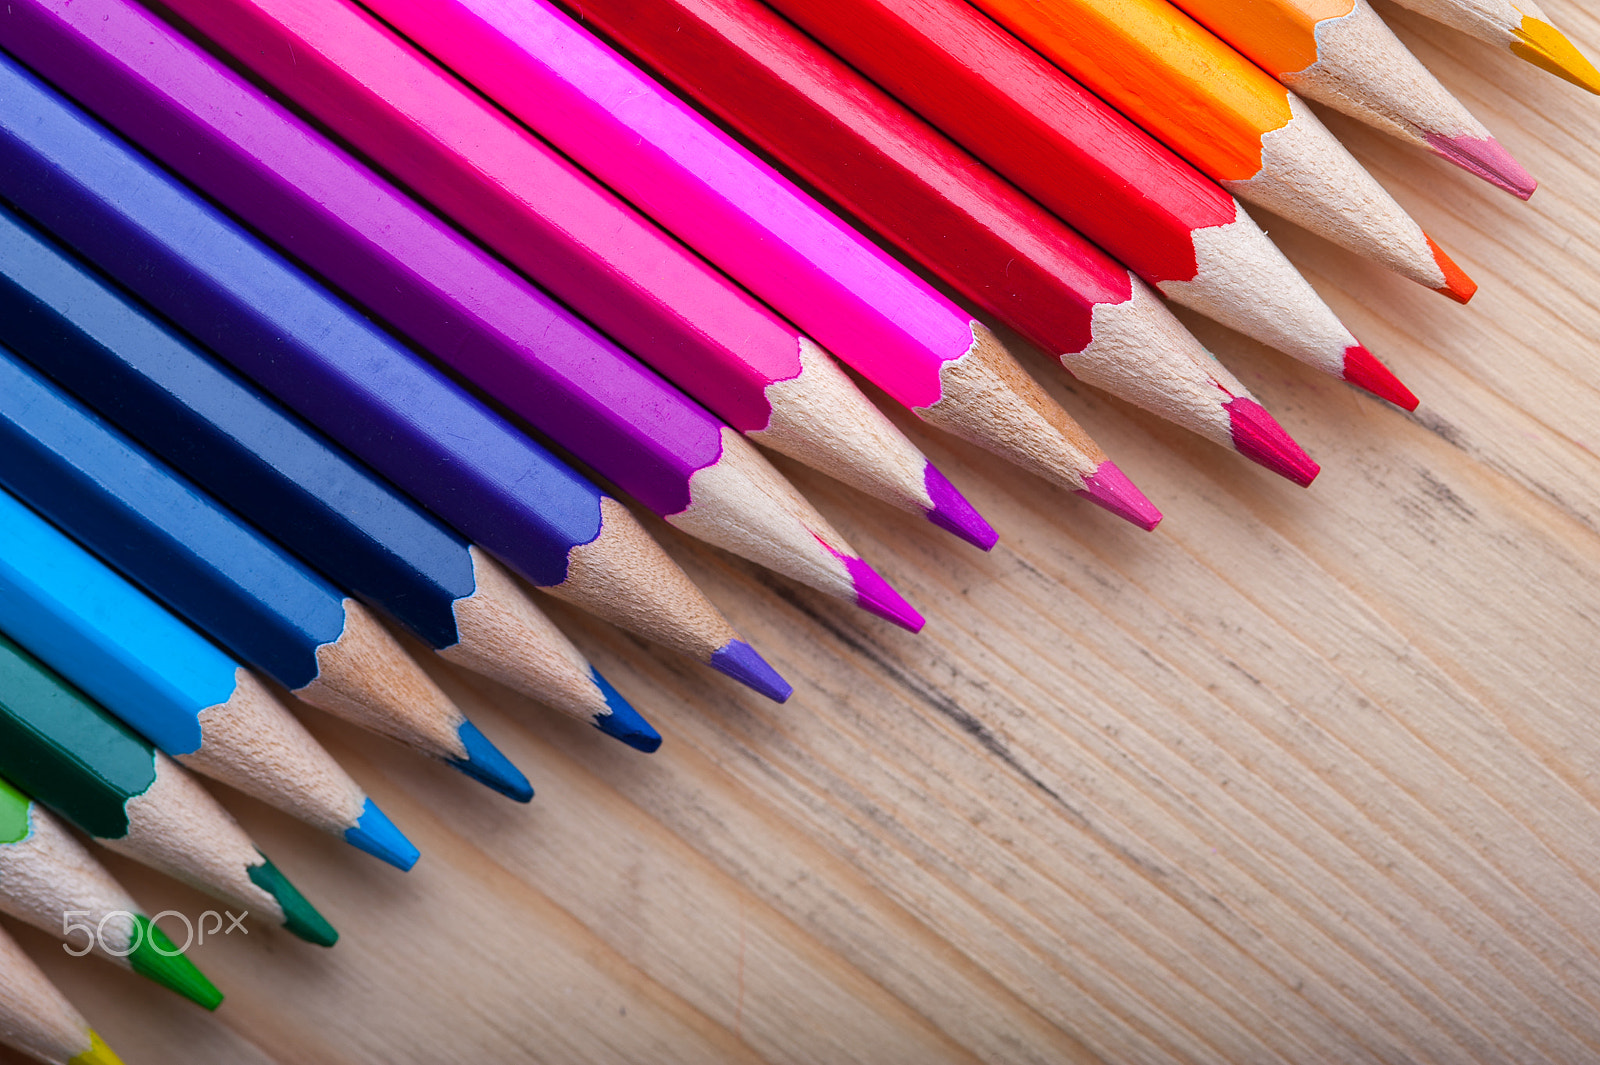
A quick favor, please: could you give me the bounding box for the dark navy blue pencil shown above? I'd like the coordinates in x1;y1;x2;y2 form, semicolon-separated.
0;202;660;753
0;350;533;801
0;47;790;703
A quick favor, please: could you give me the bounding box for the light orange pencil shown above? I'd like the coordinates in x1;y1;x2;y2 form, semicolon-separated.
1169;0;1536;197
1386;0;1600;93
970;0;1478;301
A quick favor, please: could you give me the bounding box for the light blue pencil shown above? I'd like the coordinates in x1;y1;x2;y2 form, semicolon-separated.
0;485;418;870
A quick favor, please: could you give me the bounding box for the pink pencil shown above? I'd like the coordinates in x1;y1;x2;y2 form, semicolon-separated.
361;0;1157;526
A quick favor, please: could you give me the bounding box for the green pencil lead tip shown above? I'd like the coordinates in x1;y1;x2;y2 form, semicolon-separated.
248;854;339;947
128;914;224;1010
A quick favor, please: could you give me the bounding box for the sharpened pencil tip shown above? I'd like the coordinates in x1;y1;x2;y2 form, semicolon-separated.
1341;344;1418;410
709;640;793;702
1424;235;1476;304
345;798;420;870
835;551;925;632
589;667;662;752
70;1031;124;1065
1514;17;1600;95
247;856;338;946
1226;398;1319;486
451;721;534;801
128;914;224;1009
1422;131;1536;199
1074;461;1162;530
922;463;998;550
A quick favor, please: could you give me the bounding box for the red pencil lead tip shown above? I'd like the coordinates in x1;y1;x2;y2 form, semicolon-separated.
1341;344;1418;411
1226;398;1319;487
1425;235;1477;304
1074;461;1161;530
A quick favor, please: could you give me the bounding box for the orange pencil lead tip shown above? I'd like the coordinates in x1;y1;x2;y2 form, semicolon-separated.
1341;344;1418;411
1226;397;1319;487
1425;235;1477;304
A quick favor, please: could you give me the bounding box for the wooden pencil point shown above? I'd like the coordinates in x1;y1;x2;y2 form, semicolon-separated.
1342;344;1420;411
1225;397;1320;486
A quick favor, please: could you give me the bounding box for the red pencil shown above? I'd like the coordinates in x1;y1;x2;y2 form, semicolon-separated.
758;0;1412;409
544;0;1320;483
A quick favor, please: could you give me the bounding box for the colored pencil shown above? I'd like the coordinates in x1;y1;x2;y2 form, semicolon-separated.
966;0;1478;300
0;775;223;1008
0;203;658;756
1389;0;1600;93
156;20;985;555
0;923;123;1065
0;350;532;803
1168;0;1535;196
306;0;1155;521
744;0;1416;407
0;484;417;869
0;633;337;946
544;0;1330;481
18;0;925;627
0;50;789;703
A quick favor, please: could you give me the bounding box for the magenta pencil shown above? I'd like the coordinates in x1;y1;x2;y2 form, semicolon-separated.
1;0;925;628
350;0;1164;521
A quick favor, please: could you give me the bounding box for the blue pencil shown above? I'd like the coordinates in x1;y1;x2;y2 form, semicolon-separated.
0;349;532;802
0;48;789;703
0;484;418;869
0;202;659;753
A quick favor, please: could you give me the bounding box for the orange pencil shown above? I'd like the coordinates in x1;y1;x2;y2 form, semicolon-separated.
1387;0;1600;94
1169;0;1535;197
970;0;1477;301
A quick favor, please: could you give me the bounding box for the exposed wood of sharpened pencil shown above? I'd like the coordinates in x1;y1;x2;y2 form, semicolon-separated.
0;483;417;870
968;0;1478;300
0;43;789;703
0;922;123;1065
752;0;1415;407
0;350;531;802
346;0;1159;523
1169;0;1535;196
0;200;657;755
552;0;1325;486
0;634;336;945
0;776;223;1009
1389;0;1600;92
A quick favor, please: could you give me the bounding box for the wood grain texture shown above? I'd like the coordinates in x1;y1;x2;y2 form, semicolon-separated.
6;1;1600;1058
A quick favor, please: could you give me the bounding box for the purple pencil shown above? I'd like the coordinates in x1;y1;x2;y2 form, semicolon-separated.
2;0;924;630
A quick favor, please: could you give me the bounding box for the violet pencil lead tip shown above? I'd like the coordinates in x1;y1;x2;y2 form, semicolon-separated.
589;667;662;752
923;462;998;550
1226;398;1320;487
1341;344;1418;411
1075;461;1162;530
344;798;420;870
1423;132;1536;200
837;552;925;632
709;640;793;702
452;720;534;802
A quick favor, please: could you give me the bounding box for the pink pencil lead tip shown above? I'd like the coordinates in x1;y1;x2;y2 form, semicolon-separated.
1074;461;1162;530
833;550;925;632
1423;131;1537;200
923;463;998;550
1226;398;1319;487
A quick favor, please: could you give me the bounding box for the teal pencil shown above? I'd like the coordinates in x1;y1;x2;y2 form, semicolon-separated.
0;633;337;946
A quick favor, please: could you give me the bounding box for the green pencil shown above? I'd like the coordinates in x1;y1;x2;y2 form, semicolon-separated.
0;631;336;946
0;774;222;1008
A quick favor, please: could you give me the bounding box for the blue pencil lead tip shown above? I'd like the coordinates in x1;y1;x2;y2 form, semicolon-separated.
589;668;661;752
344;798;420;870
709;640;792;703
451;720;534;802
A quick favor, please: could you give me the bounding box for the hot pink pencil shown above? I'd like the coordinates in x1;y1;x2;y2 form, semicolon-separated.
358;0;1158;526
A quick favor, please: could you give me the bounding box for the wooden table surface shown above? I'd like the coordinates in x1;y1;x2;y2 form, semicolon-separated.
7;2;1600;1062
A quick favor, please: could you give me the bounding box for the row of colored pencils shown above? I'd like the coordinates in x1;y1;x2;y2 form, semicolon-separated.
0;0;1593;1056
